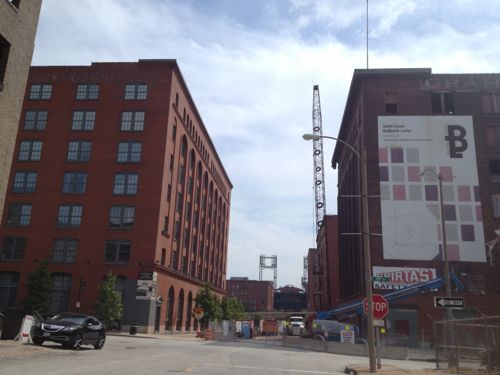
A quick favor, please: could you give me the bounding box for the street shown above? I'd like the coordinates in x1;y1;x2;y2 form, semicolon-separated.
0;335;441;375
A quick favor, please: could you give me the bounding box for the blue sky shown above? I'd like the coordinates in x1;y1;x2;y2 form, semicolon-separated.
32;0;500;287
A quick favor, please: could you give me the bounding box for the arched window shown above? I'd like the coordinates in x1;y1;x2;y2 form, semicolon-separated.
185;292;193;331
165;287;175;331
176;289;184;331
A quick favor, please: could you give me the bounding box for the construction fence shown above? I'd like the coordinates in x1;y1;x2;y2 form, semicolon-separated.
434;315;500;373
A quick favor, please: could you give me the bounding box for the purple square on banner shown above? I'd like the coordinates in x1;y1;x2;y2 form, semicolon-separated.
447;245;460;261
474;186;480;202
425;185;438;201
391;148;404;163
379;166;389;182
407;166;421;182
444;205;457;221
476;205;483;222
379;148;388;163
393;185;406;200
458;186;471;201
461;225;475;242
439;166;453;182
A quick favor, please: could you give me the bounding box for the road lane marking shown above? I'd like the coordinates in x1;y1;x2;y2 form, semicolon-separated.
206;363;344;374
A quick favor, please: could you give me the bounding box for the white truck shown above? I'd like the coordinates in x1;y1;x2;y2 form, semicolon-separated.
288;316;304;336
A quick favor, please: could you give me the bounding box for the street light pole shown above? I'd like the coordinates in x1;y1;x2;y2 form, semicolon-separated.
303;133;377;372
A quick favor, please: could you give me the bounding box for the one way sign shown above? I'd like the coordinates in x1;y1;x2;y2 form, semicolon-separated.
434;296;465;309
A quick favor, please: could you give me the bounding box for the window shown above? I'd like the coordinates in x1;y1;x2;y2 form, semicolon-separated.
29;83;52;100
120;111;145;131
9;0;20;8
67;141;91;162
62;172;87;194
172;124;177;140
483;93;500;113
24;110;47;130
113;173;138;195
50;274;71;314
124;83;148;100
161;248;166;266
170;250;178;268
52;238;77;263
117;142;142;163
385;92;398;114
486;127;500;148
0;34;10;91
12;171;37;193
179;165;185;185
167;184;172;202
109;206;135;229
431;92;454;114
6;203;31;226
173;220;180;242
105;240;131;264
0;272;19;310
71;111;95;131
1;237;25;260
76;84;99;100
18;140;42;161
163;216;169;234
169;154;174;171
57;205;83;228
176;192;183;213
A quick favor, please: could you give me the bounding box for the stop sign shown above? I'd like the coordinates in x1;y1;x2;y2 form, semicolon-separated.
363;294;389;319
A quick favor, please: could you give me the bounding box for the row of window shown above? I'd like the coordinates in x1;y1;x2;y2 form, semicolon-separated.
29;83;148;101
24;110;145;132
5;203;136;228
1;236;132;264
17;140;141;163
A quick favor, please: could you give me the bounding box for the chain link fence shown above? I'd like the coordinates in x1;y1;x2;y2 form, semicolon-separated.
434;315;500;373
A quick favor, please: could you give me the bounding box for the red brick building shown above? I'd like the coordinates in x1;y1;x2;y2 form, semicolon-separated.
331;68;500;346
308;215;340;312
226;277;274;312
0;60;232;333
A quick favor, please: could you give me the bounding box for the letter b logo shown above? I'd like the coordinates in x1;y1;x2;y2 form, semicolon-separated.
445;125;468;158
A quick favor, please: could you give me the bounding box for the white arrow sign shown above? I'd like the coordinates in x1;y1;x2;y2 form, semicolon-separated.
434;297;465;309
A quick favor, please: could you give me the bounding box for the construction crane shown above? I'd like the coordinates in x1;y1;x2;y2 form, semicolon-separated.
311;85;326;235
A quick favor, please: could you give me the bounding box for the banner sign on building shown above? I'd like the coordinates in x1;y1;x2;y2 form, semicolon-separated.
378;116;486;262
373;266;437;290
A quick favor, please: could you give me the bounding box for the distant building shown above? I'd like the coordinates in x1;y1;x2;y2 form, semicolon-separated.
332;68;500;346
0;0;42;218
0;60;232;334
308;215;339;312
274;285;306;311
226;278;274;312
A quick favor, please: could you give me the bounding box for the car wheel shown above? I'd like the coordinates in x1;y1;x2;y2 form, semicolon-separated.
71;332;83;350
33;338;44;346
94;334;105;350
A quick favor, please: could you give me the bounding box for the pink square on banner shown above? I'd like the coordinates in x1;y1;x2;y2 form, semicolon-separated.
446;245;460;261
439;166;453;182
379;148;388;163
476;205;483;221
407;166;421;182
393;185;406;200
458;186;471;201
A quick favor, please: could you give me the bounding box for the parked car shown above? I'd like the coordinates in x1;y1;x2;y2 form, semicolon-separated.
32;313;106;350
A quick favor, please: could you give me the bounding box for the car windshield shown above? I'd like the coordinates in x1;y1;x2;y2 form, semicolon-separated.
290;317;303;323
51;314;86;325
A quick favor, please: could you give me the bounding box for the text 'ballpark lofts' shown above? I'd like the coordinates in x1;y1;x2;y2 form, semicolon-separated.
0;60;232;334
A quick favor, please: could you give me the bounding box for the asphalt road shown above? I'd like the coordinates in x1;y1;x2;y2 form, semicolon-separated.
0;335;439;375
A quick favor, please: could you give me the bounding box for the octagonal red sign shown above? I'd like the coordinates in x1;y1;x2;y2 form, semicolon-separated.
363;294;389;320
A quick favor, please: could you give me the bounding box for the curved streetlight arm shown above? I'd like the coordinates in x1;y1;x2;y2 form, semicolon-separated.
302;133;360;159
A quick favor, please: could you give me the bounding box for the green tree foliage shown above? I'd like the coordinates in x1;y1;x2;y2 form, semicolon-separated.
96;273;123;329
221;296;245;320
23;260;52;315
195;284;222;328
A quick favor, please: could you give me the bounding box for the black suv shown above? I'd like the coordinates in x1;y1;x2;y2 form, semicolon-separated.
33;313;106;350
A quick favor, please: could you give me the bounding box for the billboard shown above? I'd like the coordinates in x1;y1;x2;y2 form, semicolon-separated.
372;266;437;290
378;116;485;262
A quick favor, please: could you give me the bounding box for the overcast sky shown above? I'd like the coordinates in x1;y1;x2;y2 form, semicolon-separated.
32;0;500;288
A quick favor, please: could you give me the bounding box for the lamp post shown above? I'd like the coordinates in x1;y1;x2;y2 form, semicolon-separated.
417;170;452;305
303;133;377;373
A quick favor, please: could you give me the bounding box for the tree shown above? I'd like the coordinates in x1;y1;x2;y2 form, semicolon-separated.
221;296;245;320
195;283;222;329
23;260;52;315
96;273;123;329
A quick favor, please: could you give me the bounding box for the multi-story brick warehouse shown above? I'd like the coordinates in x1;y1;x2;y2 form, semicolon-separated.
226;277;274;312
0;60;232;333
330;68;500;346
0;0;42;220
